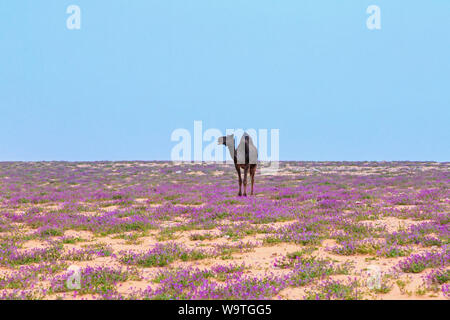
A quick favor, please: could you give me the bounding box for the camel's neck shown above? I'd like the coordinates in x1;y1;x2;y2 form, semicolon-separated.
226;141;236;162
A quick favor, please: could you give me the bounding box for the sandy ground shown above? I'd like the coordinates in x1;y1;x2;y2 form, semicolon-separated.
0;161;448;300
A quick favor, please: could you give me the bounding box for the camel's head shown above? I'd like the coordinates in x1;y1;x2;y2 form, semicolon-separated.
218;134;234;146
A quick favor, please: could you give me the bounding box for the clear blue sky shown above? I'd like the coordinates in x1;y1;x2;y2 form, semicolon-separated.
1;1;449;161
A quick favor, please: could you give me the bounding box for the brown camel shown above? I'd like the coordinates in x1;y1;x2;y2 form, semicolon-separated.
218;133;257;196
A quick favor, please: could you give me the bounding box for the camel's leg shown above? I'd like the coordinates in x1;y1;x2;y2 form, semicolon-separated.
237;167;242;196
250;165;256;195
243;166;249;197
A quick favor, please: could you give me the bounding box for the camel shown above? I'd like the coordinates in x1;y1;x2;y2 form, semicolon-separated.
218;133;257;196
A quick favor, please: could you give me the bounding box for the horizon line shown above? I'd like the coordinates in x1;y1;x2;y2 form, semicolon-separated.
0;160;448;164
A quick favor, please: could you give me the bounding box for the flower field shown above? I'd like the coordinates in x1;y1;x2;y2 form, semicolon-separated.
0;161;448;300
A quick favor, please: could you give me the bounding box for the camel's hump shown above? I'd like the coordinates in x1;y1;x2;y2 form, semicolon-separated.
239;133;254;143
236;133;258;164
